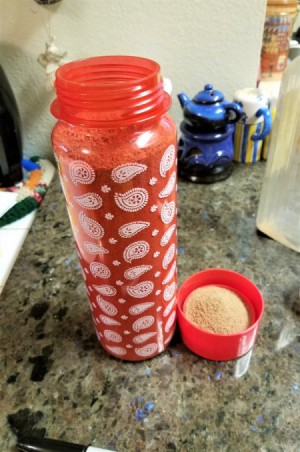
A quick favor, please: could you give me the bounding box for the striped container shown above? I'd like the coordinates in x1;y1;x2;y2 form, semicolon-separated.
233;122;264;163
262;106;277;160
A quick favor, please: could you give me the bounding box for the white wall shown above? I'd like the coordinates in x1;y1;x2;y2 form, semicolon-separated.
0;0;267;159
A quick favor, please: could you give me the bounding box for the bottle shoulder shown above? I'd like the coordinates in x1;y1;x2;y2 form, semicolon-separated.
51;115;177;168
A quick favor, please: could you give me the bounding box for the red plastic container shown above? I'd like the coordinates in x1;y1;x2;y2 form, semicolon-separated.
177;269;264;361
51;56;177;361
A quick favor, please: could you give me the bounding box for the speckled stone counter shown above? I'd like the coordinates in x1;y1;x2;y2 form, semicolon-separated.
1;163;299;452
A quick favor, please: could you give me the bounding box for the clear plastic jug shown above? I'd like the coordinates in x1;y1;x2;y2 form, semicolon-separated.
256;56;300;252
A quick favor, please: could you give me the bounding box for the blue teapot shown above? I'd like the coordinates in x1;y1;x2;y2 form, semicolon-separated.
177;84;244;183
178;84;243;131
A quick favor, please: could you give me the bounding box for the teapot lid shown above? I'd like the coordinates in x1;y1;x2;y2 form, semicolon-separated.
193;84;224;104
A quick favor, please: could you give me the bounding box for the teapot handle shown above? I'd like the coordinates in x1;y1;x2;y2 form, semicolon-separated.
224;102;243;124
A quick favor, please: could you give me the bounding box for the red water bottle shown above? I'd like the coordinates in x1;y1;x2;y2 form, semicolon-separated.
51;56;177;361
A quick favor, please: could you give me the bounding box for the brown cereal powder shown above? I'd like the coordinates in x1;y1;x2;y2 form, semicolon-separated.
184;285;252;335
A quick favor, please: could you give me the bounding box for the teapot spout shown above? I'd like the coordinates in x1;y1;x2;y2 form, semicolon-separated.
178;92;190;109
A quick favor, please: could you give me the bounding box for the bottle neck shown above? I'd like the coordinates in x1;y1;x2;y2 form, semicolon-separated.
51;56;171;128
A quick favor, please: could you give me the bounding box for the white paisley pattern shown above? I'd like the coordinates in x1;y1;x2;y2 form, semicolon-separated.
103;330;122;343
160;145;176;177
90;262;111;279
105;345;127;356
69;160;95;186
163;296;176;318
163;281;176;301
99;315;121;326
79;212;104;239
164;332;174;345
84;242;109;254
133;315;155;332
74;193;102;210
158;171;176;198
162;243;176;269
118;221;150;238
123;241;150;263
135;343;158;357
127;281;154;298
161;201;176;224
133;332;157;344
96;296;118;316
111;163;147;183
129;302;155;315
93;285;117;296
164;311;176;333
162;261;176;285
160;224;176;247
114;188;148;212
69;142;178;360
124;265;153;280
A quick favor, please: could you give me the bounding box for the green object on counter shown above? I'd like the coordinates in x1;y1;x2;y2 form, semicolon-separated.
0;157;55;228
0;197;39;227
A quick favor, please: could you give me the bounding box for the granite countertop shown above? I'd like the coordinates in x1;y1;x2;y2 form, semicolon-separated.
1;162;299;452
